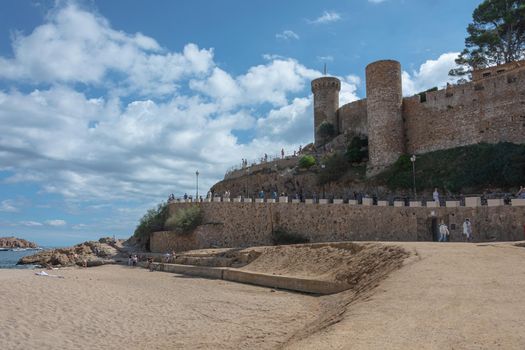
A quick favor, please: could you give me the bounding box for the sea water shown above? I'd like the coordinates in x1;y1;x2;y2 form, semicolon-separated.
0;249;43;269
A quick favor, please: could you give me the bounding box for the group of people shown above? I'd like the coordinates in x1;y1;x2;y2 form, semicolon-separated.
240;146;305;170
438;218;473;242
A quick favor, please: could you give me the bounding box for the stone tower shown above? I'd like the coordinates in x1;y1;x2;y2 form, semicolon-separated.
365;60;404;175
311;77;341;147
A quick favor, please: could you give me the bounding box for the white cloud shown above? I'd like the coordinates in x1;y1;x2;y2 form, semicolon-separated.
402;52;460;96
46;219;67;227
369;0;387;3
276;30;300;40
20;221;43;227
309;11;341;24
0;3;213;97
0;2;362;214
317;56;334;62
0;200;18;212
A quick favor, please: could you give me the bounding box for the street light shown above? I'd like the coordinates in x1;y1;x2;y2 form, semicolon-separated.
321;164;326;199
195;170;199;201
410;155;417;200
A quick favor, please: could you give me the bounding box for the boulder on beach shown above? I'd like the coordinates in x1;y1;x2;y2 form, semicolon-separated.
17;240;120;267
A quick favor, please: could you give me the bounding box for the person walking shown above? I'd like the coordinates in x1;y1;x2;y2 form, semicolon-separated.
433;188;440;204
281;148;285;159
439;221;450;242
517;186;525;199
463;218;473;242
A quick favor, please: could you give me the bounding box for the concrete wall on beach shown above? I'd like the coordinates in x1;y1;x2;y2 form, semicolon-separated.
149;202;525;253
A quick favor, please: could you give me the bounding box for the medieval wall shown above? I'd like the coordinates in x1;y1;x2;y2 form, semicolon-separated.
403;68;525;155
150;202;525;253
338;99;368;136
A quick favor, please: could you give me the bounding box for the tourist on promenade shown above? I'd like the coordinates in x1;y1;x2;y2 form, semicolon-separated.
463;218;473;242
184;193;188;200
439;222;450;242
132;255;138;267
281;148;285;159
517;186;525;199
433;188;440;204
258;190;265;199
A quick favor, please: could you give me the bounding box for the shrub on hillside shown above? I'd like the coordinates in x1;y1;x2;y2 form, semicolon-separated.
346;136;369;163
165;205;203;235
317;152;351;185
271;228;310;245
134;202;169;239
317;121;336;140
298;155;316;169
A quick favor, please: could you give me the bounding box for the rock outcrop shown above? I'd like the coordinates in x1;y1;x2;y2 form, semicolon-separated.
0;236;37;249
18;239;121;267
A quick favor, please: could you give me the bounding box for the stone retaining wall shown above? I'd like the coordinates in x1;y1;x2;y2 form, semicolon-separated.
150;202;525;253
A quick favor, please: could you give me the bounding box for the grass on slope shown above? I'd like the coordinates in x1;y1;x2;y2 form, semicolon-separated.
373;142;525;193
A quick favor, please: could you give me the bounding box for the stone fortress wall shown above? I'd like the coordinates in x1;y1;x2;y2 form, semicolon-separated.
150;199;525;253
313;59;525;173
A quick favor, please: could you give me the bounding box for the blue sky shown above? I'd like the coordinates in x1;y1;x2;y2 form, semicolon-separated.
0;0;481;246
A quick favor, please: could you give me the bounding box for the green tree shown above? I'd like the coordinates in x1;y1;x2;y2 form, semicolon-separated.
134;202;169;239
449;0;525;77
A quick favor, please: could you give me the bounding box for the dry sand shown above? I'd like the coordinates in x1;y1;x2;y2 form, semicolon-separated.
0;265;318;350
284;242;525;350
2;242;525;350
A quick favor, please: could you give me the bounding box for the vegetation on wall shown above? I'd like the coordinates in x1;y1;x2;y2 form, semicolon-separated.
449;0;525;77
134;202;169;240
374;142;525;193
165;205;203;235
298;155;316;169
271;227;310;245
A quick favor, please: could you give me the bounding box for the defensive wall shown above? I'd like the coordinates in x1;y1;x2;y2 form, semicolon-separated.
150;198;525;253
313;59;525;173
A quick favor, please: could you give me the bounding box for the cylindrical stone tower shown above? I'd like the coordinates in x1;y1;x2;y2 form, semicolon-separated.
365;60;404;175
311;77;340;147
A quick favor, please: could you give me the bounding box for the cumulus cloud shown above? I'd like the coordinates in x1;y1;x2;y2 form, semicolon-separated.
276;30;299;40
0;3;213;97
0;3;341;207
402;52;461;96
46;219;67;227
309;11;341;24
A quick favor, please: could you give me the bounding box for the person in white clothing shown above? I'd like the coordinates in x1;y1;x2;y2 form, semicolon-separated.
439;221;449;242
463;218;473;242
433;188;440;204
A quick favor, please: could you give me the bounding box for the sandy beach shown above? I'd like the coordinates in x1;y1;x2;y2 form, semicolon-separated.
0;265;318;350
2;242;525;349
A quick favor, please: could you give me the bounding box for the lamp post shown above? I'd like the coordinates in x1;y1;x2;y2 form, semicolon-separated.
195;170;199;201
410;155;417;200
321;164;326;199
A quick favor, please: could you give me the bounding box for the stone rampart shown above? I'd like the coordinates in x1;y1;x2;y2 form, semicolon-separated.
150;202;525;253
338;99;367;137
404;67;525;155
